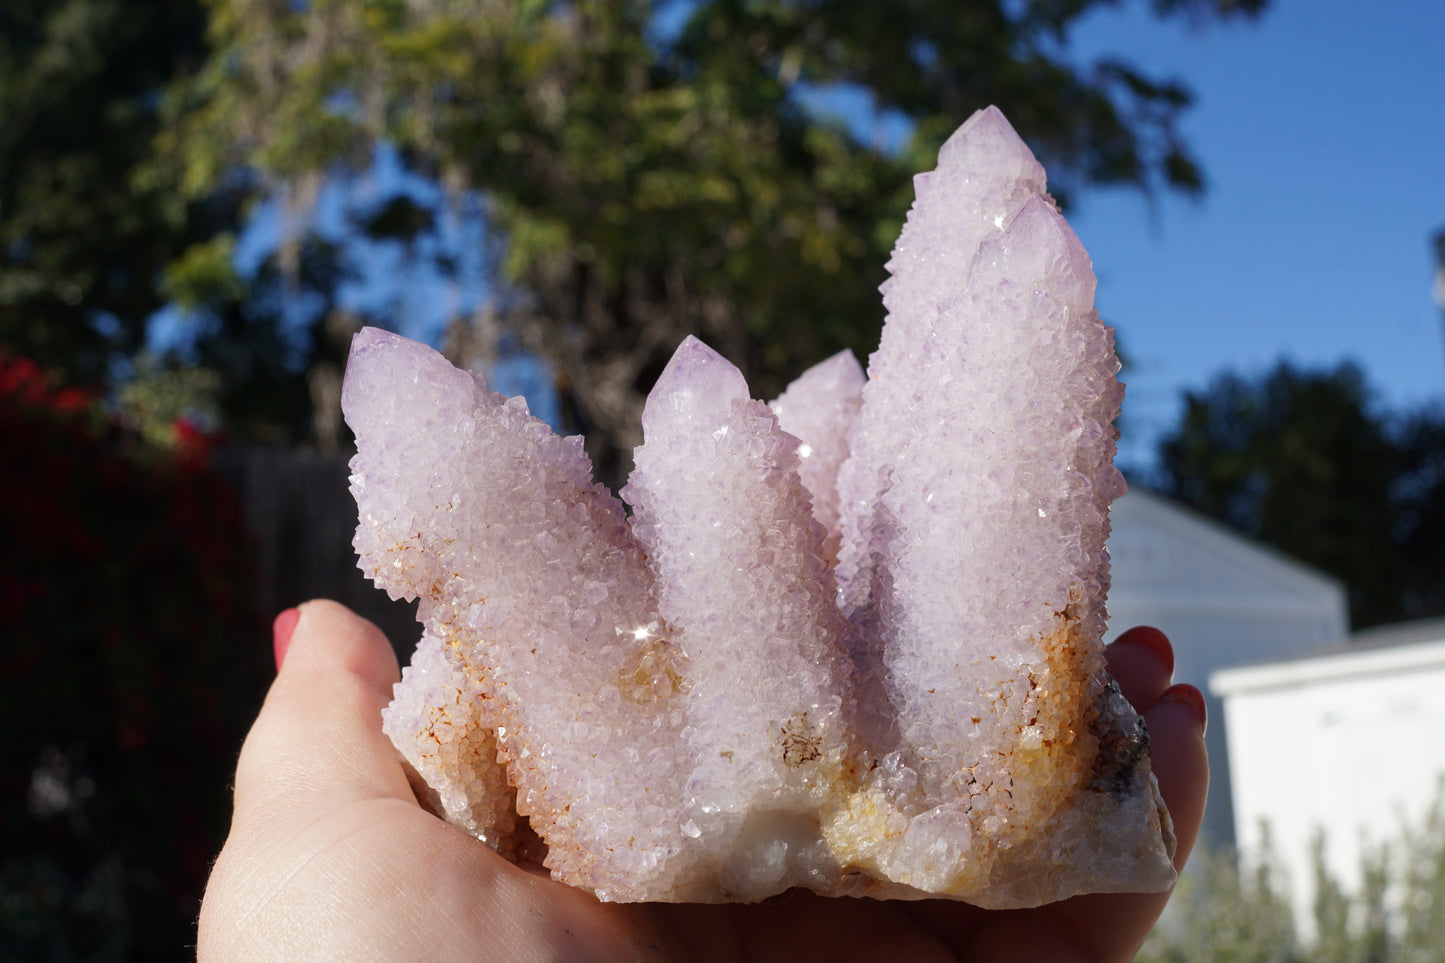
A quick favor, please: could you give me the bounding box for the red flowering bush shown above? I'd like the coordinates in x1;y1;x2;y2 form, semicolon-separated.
0;353;269;960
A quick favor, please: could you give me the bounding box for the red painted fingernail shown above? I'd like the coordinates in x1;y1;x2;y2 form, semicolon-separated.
1115;626;1174;678
273;608;301;670
1161;684;1207;736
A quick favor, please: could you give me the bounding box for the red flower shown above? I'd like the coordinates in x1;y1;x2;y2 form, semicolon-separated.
52;386;94;414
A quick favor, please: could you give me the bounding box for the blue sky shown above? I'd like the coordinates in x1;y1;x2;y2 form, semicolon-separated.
1059;0;1445;469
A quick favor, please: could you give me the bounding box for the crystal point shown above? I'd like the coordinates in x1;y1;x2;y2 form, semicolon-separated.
768;349;866;546
344;105;1176;909
643;335;749;434
937;104;1047;189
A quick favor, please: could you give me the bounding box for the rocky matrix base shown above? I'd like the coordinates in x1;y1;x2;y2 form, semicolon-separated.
341;106;1177;908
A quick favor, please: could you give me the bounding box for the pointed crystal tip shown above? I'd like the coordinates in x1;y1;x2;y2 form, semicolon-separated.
996;193;1091;290
937;105;1046;188
643;335;750;433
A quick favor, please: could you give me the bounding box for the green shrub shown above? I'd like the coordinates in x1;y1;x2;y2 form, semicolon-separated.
1141;799;1445;963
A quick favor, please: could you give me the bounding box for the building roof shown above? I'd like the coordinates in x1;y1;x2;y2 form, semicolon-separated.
1210;617;1445;696
1109;489;1347;619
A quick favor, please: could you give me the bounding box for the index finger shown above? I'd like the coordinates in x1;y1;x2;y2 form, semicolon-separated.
230;600;415;839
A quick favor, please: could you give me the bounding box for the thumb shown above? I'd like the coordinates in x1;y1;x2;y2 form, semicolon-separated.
231;599;414;837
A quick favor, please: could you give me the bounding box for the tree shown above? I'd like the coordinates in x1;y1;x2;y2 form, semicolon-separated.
1154;361;1445;629
164;232;356;448
1394;407;1445;619
0;0;210;382
0;0;377;450
162;0;1267;482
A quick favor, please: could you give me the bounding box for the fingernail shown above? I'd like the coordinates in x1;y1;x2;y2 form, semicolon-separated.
1115;626;1174;678
1161;683;1207;736
273;607;301;670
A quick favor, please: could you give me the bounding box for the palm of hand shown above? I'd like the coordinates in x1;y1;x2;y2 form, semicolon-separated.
199;602;1206;962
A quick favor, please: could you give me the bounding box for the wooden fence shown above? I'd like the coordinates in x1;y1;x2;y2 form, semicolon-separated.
213;446;421;656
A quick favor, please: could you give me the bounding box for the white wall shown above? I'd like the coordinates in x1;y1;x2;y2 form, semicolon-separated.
1213;631;1445;932
1107;490;1349;844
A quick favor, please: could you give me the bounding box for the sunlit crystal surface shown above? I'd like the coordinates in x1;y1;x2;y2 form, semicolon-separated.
343;105;1177;907
767;348;865;554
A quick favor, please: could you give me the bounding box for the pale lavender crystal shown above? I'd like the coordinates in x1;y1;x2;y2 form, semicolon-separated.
767;348;865;557
836;105;1049;614
622;338;855;898
343;105;1177;908
820;192;1147;903
344;328;691;899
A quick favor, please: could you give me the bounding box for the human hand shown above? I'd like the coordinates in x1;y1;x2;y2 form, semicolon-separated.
198;601;1206;961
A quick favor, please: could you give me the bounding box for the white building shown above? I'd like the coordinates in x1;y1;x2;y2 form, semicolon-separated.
1211;618;1445;926
1106;489;1350;845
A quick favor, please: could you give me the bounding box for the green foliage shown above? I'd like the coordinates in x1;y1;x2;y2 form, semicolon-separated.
1140;801;1445;963
115;354;222;450
1398;790;1445;960
0;0;209;382
0;0;332;448
1154;361;1445;628
1138;835;1299;962
178;234;353;447
1310;833;1391;963
161;233;245;311
161;0;1268;482
0;0;1276;471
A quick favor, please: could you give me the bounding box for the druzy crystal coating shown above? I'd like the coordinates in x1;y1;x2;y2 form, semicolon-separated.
343;106;1177;907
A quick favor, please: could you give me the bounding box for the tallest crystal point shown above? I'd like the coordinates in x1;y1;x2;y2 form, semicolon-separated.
345;105;1177;910
936;104;1047;187
836;105;1052;615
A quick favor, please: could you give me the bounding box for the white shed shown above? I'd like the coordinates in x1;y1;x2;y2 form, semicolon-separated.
1211;619;1445;926
1106;489;1350;844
